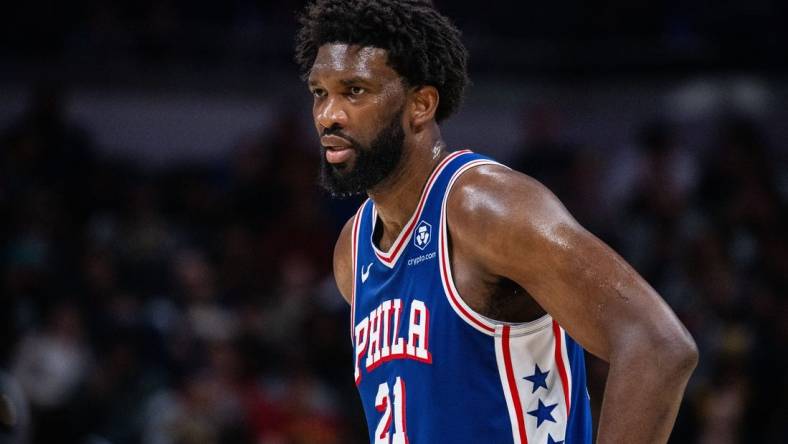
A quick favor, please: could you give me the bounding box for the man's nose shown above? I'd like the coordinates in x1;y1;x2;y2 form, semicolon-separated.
316;96;348;130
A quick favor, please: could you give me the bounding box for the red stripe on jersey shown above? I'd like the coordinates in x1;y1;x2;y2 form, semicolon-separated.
503;325;529;444
552;320;571;414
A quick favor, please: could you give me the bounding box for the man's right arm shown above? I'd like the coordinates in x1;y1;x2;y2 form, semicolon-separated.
333;215;356;305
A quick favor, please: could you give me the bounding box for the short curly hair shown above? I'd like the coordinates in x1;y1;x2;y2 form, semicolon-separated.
295;0;470;123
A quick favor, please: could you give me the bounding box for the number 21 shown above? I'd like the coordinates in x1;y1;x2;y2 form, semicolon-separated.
374;377;409;444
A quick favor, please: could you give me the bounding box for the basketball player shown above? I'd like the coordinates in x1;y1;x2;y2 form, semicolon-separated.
296;1;698;443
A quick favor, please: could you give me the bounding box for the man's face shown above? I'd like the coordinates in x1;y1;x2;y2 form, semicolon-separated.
308;44;408;198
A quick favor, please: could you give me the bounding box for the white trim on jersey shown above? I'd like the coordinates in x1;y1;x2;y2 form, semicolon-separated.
556;323;573;415
437;158;553;337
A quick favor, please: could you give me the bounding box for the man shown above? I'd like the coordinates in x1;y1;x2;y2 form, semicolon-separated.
295;1;698;443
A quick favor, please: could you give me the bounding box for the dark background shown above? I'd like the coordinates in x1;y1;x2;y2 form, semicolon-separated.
1;1;786;443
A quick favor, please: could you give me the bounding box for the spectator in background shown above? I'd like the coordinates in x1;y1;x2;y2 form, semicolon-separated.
12;302;92;444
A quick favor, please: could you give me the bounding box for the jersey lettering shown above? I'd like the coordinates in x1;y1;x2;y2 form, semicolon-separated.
354;298;432;383
391;299;405;356
380;300;392;358
406;300;430;362
354;317;369;384
366;305;382;367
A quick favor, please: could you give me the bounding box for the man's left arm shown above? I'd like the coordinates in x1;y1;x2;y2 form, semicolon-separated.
449;165;698;443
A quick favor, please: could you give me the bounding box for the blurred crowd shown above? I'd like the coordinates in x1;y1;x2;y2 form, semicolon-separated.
1;84;787;444
511;106;788;443
1;86;361;444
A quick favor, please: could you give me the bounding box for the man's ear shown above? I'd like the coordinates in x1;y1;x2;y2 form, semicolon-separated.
408;85;440;130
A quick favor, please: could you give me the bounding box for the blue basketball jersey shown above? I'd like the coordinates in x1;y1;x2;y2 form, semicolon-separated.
349;150;593;444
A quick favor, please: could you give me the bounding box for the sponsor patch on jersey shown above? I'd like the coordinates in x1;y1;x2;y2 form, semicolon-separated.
407;251;436;266
413;220;432;250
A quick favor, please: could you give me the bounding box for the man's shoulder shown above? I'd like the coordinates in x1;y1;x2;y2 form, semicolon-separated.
446;161;576;259
447;162;554;221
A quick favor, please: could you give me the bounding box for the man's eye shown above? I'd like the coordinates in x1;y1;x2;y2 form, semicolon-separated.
350;86;365;95
312;89;326;98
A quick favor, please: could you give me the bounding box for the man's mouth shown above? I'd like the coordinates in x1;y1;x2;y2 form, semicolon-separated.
325;146;354;164
321;135;356;164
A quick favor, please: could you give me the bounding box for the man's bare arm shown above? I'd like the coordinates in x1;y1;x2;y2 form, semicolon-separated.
448;165;698;443
333;215;356;305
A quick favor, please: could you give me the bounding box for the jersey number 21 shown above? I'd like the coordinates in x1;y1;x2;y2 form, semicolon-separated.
375;377;409;444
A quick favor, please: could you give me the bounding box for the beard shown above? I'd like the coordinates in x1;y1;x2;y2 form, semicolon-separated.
319;107;405;199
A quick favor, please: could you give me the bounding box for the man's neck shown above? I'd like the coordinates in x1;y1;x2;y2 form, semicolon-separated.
368;129;447;244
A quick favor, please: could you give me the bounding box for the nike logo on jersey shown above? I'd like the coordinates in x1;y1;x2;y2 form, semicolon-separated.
361;262;373;283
